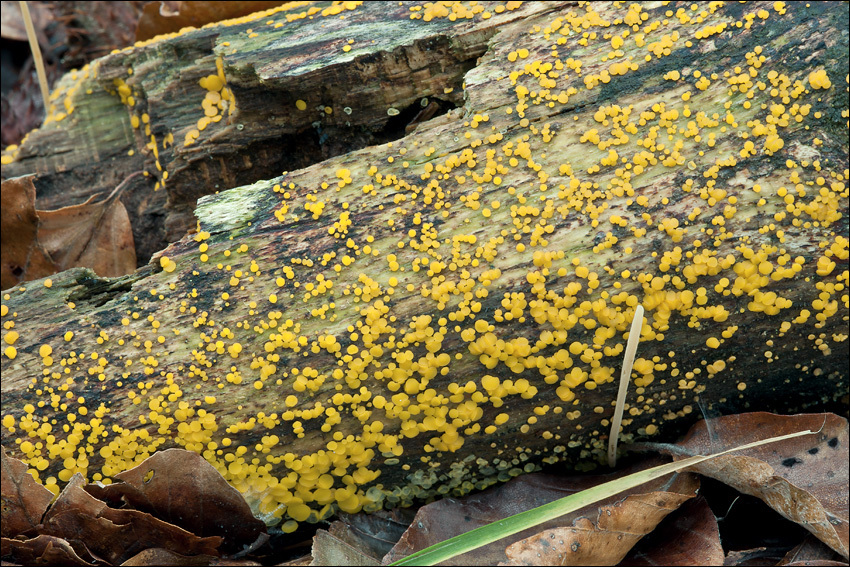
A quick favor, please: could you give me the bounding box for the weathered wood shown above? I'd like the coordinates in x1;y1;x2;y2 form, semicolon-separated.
2;1;847;530
1;2;552;263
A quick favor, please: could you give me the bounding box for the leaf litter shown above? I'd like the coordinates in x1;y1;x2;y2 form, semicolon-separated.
1;446;55;538
323;413;845;566
1;413;846;566
0;173;137;291
618;496;724;566
381;461;700;566
85;448;266;555
0;175;57;290
0;448;266;566
659;412;849;560
778;534;849;566
311;509;417;566
135;2;291;42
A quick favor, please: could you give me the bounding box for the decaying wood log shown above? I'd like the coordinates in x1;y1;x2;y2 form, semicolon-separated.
1;2;553;263
2;1;847;530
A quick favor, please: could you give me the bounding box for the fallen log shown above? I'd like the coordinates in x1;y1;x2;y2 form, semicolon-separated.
1;1;847;532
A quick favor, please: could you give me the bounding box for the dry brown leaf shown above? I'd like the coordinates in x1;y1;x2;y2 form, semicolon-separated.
723;547;793;566
671;413;848;560
120;547;262;566
311;524;382;567
279;554;314;566
338;509;415;559
120;547;219;566
0;174;138;290
40;473;221;564
0;1;51;43
500;490;695;566
0;447;55;538
136;1;289;41
0;175;57;290
779;535;849;566
381;460;699;566
37;173;138;279
85;448;266;554
782;562;849;566
0;534;95;566
619;496;724;566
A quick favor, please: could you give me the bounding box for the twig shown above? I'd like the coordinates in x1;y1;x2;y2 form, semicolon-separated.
608;305;644;468
19;1;50;115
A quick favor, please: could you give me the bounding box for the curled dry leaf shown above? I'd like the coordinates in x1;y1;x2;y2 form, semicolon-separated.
619;496;724;567
0;446;55;538
779;535;849;566
120;547;218;566
723;547;791;566
382;460;699;566
0;175;57;290
119;547;263;566
312;523;382;567
85;448;266;554
338;509;416;559
781;561;850;567
1;534;94;566
500;489;696;566
280;554;314;566
0;0;52;43
135;1;289;41
40;473;221;565
312;510;415;567
0;174;138;291
37;173;139;280
671;413;849;560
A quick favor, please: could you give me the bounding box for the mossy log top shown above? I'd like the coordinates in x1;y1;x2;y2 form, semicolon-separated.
2;1;848;531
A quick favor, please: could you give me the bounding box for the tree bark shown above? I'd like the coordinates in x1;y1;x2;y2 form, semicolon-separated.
2;1;847;527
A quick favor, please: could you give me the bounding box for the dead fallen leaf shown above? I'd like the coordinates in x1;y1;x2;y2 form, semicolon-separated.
37;173;139;279
120;547;218;566
337;509;415;560
500;489;696;566
619;496;724;566
279;554;314;566
0;1;51;44
0;534;94;566
723;547;793;566
779;535;849;566
85;448;266;554
312;524;382;567
781;562;849;566
381;460;699;566
119;547;262;565
0;174;138;290
0;446;55;538
671;413;849;560
0;175;58;290
40;473;221;564
136;1;289;41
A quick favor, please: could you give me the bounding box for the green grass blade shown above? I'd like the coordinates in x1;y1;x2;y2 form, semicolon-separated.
390;429;814;566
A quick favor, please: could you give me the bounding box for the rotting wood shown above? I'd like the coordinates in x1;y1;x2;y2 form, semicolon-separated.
1;2;556;263
1;1;847;532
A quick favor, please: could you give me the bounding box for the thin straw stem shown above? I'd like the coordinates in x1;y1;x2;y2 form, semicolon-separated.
608;304;644;467
19;1;51;116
